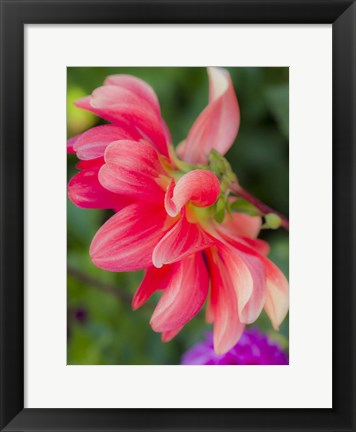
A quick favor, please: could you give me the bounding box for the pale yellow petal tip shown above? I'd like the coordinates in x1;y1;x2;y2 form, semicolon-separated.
213;344;225;356
207;66;227;76
213;336;233;356
151;252;163;269
207;67;230;101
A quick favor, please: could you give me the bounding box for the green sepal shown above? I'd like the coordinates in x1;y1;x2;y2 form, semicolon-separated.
208;149;237;186
214;195;227;223
168;142;201;173
226;196;233;216
262;213;282;229
230;198;261;216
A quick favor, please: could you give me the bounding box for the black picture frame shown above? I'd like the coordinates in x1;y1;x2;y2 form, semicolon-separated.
1;0;355;431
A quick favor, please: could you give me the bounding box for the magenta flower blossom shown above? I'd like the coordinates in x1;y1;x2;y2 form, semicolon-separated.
181;329;288;365
68;68;289;355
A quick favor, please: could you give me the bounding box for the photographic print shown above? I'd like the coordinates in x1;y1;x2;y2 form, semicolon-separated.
67;67;289;365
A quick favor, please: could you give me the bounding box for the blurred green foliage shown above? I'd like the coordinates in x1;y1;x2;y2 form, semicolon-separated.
67;67;289;365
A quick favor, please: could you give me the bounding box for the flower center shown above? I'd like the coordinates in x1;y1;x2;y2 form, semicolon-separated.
165;149;239;224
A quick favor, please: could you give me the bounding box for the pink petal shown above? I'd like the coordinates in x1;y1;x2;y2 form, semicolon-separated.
75;85;168;157
67;134;80;153
132;265;173;310
161;119;172;145
90;203;173;272
214;242;266;325
150;253;209;332
99;140;170;204
205;298;214;323
68;165;129;209
74;97;143;145
161;326;183;342
90;85;142;111
104;74;161;117
263;258;289;330
179;67;240;164
152;211;215;268
220;212;262;238
218;237;289;329
164;170;220;217
213;214;270;255
226;246;266;324
73;124;137;160
206;246;245;354
75;158;103;170
74;95;92;111
240;237;270;256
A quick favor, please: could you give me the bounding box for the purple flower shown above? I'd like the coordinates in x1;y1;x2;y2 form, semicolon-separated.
181;328;288;365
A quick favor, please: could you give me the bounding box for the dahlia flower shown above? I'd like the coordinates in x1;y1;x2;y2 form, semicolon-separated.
68;67;289;354
181;329;288;365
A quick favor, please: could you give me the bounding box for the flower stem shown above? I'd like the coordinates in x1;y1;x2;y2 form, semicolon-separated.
67;266;132;304
230;183;289;231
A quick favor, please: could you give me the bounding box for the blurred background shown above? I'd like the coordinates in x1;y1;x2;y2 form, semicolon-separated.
67;67;289;365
